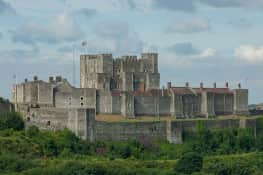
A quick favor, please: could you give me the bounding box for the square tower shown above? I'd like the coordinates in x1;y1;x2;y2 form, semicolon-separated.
80;54;113;90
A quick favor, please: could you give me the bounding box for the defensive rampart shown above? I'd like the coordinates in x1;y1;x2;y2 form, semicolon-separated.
25;108;259;144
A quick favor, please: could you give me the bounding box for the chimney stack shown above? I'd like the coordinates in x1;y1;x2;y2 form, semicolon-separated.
56;76;62;82
200;82;204;89
167;82;172;89
238;83;241;89
49;76;54;83
213;82;216;88
33;76;38;81
185;82;189;87
225;82;229;88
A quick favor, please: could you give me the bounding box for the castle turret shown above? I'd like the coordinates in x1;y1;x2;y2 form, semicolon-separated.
141;53;158;73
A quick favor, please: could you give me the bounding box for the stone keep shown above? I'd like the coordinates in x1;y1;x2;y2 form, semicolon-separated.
80;53;160;91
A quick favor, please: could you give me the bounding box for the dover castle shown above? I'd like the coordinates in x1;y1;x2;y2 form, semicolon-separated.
12;53;251;143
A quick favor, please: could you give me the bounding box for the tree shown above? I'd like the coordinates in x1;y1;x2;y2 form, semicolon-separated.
0;112;24;131
174;152;203;174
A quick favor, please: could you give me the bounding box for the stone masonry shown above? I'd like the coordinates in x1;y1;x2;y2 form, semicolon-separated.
12;53;250;143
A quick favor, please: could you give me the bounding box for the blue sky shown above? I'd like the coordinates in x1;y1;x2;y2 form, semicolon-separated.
1;0;263;104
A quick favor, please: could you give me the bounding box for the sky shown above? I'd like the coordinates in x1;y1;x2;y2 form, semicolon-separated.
0;0;263;104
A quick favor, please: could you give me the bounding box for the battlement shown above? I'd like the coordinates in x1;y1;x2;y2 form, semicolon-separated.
141;53;158;58
80;54;113;60
20;75;66;86
121;55;138;62
80;53;160;90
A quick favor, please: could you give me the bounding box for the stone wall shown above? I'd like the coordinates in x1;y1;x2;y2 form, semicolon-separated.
112;96;121;114
38;81;53;105
96;90;112;114
68;108;95;140
214;94;234;115
95;121;167;141
159;96;171;116
121;72;133;91
54;83;96;109
121;92;134;117
134;96;156;116
28;108;68;130
25;107;260;144
146;73;160;90
234;89;249;115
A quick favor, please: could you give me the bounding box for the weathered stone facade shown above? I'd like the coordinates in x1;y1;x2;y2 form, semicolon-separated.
80;53;160;91
79;53;248;118
13;53;248;119
12;53;250;143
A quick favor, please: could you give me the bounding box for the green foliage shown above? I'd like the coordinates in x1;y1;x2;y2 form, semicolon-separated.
26;126;40;138
1;118;263;175
196;120;206;132
0;154;37;174
0;112;24;131
256;118;263;135
174;152;203;174
0;97;9;103
202;152;263;175
182;128;257;156
256;133;263;151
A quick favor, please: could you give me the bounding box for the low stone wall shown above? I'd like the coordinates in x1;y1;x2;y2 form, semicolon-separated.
95;121;167;141
25;107;260;144
28;108;68;130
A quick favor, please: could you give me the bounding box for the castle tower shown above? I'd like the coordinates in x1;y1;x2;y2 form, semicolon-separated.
141;53;158;73
80;54;113;90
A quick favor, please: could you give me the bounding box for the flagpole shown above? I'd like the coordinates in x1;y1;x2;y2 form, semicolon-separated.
72;44;76;87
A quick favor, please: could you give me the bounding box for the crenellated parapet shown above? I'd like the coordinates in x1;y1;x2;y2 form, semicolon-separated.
80;53;160;91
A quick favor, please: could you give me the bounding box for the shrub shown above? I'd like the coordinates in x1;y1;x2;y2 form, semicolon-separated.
256;133;263;151
0;112;24;131
26;126;40;138
0;154;37;173
174;152;203;174
203;157;254;175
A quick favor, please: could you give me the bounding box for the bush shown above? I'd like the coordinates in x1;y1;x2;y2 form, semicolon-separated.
203;157;254;175
26;126;40;138
174;152;203;174
0;112;24;131
256;133;263;151
0;154;37;173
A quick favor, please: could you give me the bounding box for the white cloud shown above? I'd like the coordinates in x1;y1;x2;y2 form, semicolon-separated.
166;42;217;60
166;18;210;34
234;45;263;63
200;48;217;58
11;13;84;45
